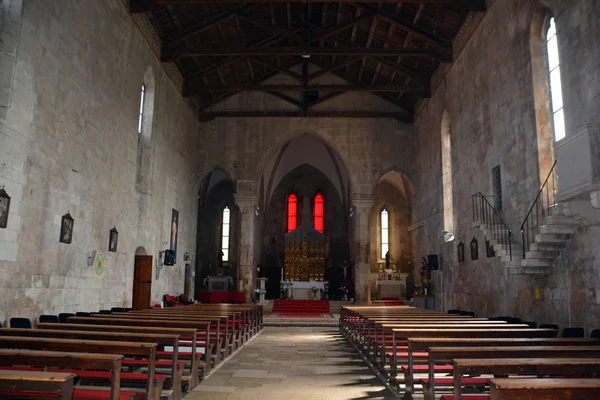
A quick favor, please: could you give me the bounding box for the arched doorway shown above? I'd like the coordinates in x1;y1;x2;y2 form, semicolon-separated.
132;246;152;310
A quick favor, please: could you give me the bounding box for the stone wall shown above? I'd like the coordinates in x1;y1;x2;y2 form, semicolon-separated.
0;0;200;323
412;0;600;330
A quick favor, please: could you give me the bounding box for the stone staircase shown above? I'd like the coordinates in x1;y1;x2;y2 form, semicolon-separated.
474;204;580;274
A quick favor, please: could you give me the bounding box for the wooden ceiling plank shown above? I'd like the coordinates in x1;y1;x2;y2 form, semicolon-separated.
184;23;304;82
357;16;378;81
160;3;253;61
235;13;304;44
357;2;450;49
192;58;302;102
309;11;376;43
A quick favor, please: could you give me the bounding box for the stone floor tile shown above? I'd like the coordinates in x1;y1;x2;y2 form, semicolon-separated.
187;327;395;399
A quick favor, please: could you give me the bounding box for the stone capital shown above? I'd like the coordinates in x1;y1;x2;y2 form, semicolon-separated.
234;193;258;210
351;196;375;210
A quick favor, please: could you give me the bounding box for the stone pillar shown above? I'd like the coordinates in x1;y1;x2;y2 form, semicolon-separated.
352;197;375;304
235;193;259;302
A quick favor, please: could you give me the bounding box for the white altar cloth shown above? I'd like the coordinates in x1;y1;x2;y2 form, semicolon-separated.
285;281;328;300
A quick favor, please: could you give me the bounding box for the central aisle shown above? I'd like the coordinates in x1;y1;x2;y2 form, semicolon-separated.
186;326;396;400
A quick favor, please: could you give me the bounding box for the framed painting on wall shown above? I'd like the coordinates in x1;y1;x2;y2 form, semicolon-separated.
60;213;74;244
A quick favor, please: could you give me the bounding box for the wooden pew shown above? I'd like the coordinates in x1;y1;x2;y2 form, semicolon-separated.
37;323;201;388
452;358;600;400
0;328;184;399
74;314;225;363
0;370;76;400
0;336;162;400
488;378;600;400
404;337;598;393
424;346;600;400
67;316;216;372
0;349;130;400
388;328;557;380
106;312;233;357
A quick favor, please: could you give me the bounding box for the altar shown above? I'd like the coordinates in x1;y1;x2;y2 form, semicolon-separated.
285;281;328;300
376;280;406;299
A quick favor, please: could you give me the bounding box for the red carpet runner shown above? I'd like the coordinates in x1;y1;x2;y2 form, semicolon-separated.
272;300;330;314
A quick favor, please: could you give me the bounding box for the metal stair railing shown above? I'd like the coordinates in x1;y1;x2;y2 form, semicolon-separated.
472;192;512;261
520;161;558;259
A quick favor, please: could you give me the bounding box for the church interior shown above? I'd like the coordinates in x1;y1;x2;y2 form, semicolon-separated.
0;0;600;399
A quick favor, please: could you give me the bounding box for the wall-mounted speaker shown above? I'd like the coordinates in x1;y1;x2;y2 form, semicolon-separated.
164;249;176;266
428;254;439;270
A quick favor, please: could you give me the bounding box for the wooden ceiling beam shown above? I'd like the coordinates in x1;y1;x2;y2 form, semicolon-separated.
307;57;362;81
267;92;304;108
183;24;304;82
309;11;377;43
155;0;485;8
235;13;304;44
160;3;252;61
249;57;303;81
197;110;412;122
187;84;427;92
357;2;450;48
314;26;429;79
176;46;453;61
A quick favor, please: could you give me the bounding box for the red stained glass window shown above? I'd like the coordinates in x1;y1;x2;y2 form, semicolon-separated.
287;193;297;232
314;193;324;233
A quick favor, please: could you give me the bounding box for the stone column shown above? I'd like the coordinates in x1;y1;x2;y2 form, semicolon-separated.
352;197;375;304
235;193;259;302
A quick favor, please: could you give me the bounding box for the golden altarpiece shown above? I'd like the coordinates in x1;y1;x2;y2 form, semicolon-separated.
283;224;327;299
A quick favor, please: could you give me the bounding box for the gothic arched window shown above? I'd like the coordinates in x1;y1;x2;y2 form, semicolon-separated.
545;17;565;141
221;206;230;261
381;207;389;259
314;193;324;233
287;193;297;232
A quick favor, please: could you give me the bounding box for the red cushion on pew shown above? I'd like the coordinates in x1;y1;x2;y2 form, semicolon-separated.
385;351;428;358
400;364;453;372
157;351;203;357
419;377;489;386
440;396;490;400
123;359;186;367
58;369;167;384
0;390;136;400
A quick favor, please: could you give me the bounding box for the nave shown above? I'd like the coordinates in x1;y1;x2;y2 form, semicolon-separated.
188;326;395;400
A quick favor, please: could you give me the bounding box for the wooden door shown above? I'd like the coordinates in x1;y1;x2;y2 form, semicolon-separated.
133;255;153;310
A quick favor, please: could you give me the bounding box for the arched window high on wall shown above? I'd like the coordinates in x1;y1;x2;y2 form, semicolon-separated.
221;206;230;261
136;66;155;194
287;193;298;232
314;193;324;233
545;17;565;141
441;111;454;240
381;207;389;259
